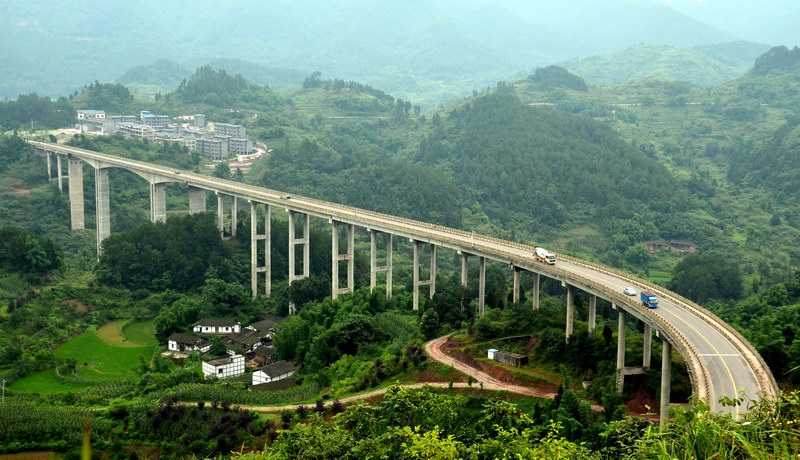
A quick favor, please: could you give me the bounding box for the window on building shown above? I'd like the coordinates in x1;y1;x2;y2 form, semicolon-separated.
218;368;223;374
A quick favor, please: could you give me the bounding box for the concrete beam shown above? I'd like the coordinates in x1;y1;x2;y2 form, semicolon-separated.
95;168;110;256
150;183;166;223
512;267;521;304
532;272;540;310
67;157;84;231
588;294;597;333
617;309;627;393
566;284;574;341
660;340;672;430
188;186;206;214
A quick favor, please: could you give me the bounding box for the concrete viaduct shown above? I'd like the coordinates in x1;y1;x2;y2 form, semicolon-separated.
29;140;778;427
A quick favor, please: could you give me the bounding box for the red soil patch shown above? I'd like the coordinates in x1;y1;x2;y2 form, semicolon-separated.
626;388;659;415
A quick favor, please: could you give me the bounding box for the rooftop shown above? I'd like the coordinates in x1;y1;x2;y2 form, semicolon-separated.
168;332;206;345
193;318;239;327
258;360;294;378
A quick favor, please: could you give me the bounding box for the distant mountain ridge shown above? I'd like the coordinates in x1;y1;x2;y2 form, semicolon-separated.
560;42;771;87
0;0;753;101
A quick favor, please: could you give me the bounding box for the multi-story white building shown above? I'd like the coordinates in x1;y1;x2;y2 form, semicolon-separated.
202;354;245;380
110;115;137;123
214;122;246;138
117;123;156;141
197;137;229;161
192;318;241;335
140;111;170;129
77;110;106;120
228;137;253;155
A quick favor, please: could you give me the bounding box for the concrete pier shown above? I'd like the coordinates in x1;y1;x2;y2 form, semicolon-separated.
188;186;206;214
331;221;354;299
588;294;597;333
532;272;540;310
512;267;521;304
369;231;393;300
461;253;469;287
150;183;166;223
660;340;672;430
250;202;271;298
95;168;110;255
288;211;310;283
57;154;63;193
566;284;574;341
68;157;84;230
231;197;238;238
616;309;627;393
643;324;653;369
478;256;486;316
412;241;436;310
217;194;225;238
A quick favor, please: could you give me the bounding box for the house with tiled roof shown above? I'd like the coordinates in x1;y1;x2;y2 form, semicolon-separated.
192;318;241;335
167;333;212;353
252;360;294;385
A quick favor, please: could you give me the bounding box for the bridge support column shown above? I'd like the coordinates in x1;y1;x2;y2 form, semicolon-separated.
188;186;206;214
643;324;652;369
95;168;111;256
231;197;238;238
565;284;574;341
57;154;64;193
412;241;436;311
68;157;84;231
616;309;627;393
478;256;486;316
217;194;225;238
46;151;52;182
250;202;271;299
660;340;672;430
588;294;597;333
331;221;354;299
370;231;393;300
512;267;521;304
461;253;469;287
532;272;540;310
150;183;167;223
288;211;309;315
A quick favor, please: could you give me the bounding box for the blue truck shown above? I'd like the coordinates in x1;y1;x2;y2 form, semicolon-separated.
641;291;658;309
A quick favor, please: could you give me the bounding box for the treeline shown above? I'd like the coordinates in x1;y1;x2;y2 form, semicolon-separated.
0;227;62;276
752;45;800;75
302;71;395;103
0;93;74;130
529;65;588;92
176;66;252;106
70;81;134;112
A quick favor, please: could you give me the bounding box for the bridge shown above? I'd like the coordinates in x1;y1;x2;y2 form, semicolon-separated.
29;140;778;427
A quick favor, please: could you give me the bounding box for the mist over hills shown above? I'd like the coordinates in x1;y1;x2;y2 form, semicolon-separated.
1;0;798;101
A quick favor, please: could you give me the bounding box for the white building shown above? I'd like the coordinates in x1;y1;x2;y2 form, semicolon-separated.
202;354;245;380
77;110;106;120
167;333;212;353
140;111;170;129
252;360;294;385
214;122;245;138
192;319;241;335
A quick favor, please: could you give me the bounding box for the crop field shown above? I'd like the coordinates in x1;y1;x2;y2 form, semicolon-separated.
9;322;157;393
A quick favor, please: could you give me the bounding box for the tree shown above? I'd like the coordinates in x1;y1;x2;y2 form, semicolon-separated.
670;252;743;302
208;336;227;357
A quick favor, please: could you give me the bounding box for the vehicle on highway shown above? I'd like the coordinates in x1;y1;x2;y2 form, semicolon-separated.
623;286;636;296
280;194;292;199
174;169;181;174
641;290;659;309
533;247;556;265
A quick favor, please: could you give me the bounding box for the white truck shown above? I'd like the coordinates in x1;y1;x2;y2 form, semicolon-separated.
534;247;557;265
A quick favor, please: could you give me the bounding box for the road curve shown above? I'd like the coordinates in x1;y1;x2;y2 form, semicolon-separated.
28;141;778;415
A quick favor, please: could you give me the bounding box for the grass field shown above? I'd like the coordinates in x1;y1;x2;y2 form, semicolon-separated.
9;321;157;393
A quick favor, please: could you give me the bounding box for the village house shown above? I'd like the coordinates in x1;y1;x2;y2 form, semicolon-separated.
252;360;294;385
252;345;276;366
223;329;266;355
192;319;241;335
202;354;245;380
487;348;528;367
245;316;283;340
167;333;212;353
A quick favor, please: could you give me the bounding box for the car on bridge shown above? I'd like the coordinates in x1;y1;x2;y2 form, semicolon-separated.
623;286;636;296
280;194;292;200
